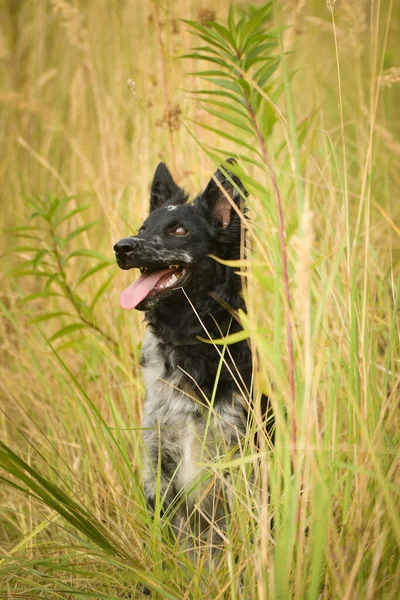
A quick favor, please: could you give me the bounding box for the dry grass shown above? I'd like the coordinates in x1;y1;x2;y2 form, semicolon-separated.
0;1;399;598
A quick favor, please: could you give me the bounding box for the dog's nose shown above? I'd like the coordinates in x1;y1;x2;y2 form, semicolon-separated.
113;237;137;255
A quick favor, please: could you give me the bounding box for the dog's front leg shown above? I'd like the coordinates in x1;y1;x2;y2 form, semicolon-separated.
142;426;180;515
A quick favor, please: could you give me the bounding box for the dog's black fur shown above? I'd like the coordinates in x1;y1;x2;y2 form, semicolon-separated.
114;161;271;543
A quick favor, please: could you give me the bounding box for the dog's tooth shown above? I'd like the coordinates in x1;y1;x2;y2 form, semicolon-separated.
165;273;178;288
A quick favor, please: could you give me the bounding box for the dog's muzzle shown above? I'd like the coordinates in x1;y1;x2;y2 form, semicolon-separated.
113;236;138;255
113;237;140;269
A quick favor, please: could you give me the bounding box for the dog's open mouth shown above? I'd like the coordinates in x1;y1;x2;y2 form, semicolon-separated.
120;265;189;310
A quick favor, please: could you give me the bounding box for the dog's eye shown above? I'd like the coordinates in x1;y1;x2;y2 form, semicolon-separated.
171;226;188;236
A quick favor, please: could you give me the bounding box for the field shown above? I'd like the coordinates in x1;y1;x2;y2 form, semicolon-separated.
1;0;399;598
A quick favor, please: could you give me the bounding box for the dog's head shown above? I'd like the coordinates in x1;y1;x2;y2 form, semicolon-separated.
114;160;247;312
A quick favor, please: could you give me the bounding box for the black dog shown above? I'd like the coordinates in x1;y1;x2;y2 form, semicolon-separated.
114;160;271;548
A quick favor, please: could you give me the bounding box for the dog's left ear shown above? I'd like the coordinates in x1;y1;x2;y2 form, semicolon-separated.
150;162;187;212
198;159;247;228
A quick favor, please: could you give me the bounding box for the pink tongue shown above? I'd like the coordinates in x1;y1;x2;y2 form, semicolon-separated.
120;268;172;310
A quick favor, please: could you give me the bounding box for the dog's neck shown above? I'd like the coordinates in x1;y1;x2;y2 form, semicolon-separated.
145;290;244;346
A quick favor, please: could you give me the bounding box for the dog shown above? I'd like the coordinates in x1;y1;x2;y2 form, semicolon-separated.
114;160;271;552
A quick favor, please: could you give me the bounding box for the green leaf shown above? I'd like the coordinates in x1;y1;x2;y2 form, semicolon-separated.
183;22;231;54
76;261;113;285
53;234;66;250
209;22;238;52
90;273;115;310
238;3;274;51
256;58;280;87
7;260;51;277
7;225;46;233
181;53;230;69
22;291;64;303
47;194;84;226
50;323;86;341
48;197;62;219
28;311;74;324
181;19;212;36
197;329;250;345
54;204;91;227
254;272;275;293
228;170;269;196
208;255;251;267
202;77;243;95
252;88;263;114
191;120;256;153
66;249;114;263
242;32;277;55
199;98;249;119
259;99;277;138
12;270;54;278
188;69;237;80
21;194;46;211
0;440;125;557
236;15;247;31
54;336;86;352
236;77;252;97
190;89;246;108
64;222;96;243
13;245;45;253
193;35;234;57
32;249;47;272
44;273;61;290
243;43;278;70
13;232;45;242
187;20;234;50
228;4;236;36
202;106;254;134
204;145;264;169
191;44;235;59
271;81;285;103
29;211;50;223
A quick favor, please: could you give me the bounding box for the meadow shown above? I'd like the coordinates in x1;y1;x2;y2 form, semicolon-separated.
0;0;399;598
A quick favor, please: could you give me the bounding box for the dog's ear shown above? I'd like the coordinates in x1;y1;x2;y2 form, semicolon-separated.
199;159;247;228
150;162;186;212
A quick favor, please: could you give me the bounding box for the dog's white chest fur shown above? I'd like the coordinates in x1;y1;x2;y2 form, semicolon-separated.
140;330;241;507
175;422;205;498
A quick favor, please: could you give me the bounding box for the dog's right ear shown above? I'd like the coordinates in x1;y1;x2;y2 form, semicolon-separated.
197;159;247;228
150;162;186;212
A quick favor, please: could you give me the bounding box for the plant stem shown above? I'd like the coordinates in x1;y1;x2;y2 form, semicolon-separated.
49;222;119;349
152;1;177;177
245;96;297;457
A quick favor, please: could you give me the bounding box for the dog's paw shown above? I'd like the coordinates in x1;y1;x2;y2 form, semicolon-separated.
139;583;152;597
125;583;151;598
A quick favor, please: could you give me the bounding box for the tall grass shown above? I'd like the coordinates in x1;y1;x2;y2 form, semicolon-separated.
1;1;399;598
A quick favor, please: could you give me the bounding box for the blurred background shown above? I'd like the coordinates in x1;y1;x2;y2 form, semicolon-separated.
1;1;399;236
0;1;399;597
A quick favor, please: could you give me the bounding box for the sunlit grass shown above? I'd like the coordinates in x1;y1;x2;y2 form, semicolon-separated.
1;1;399;598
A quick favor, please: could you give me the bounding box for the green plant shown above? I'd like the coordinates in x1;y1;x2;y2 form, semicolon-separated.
183;3;298;456
9;194;116;348
0;1;399;598
183;3;280;165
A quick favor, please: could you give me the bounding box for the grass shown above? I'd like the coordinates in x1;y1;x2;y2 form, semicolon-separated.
1;0;399;598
